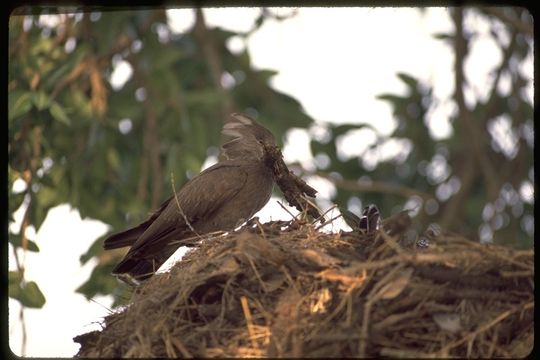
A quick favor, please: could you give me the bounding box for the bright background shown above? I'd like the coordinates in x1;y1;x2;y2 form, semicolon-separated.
8;7;533;357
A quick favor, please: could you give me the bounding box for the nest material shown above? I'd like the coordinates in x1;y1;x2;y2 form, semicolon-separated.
74;217;534;358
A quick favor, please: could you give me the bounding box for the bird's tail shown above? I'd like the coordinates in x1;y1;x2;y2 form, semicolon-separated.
111;246;178;284
103;223;149;250
104;197;172;250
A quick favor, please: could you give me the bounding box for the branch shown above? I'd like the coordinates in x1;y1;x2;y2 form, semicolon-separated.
484;29;518;120
480;7;533;37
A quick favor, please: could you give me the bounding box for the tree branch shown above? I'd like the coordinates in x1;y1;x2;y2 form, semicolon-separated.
484;29;518;120
480;7;533;37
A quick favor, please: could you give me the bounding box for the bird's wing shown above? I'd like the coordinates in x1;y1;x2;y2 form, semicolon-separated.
126;162;249;255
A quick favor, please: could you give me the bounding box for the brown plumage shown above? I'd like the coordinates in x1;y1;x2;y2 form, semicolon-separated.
104;113;276;284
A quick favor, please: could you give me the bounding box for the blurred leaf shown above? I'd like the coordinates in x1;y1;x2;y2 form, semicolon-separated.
39;185;61;208
29;193;49;233
254;13;264;30
257;69;278;81
432;32;453;41
49;102;71;125
33;91;51;110
377;94;407;103
80;236;107;265
12;281;46;308
76;263;120;300
396;72;418;90
9;191;26;215
9;90;33;121
8;271;22;298
9;233;40;252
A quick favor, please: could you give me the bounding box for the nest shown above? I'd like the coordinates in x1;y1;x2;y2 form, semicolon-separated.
74;216;533;358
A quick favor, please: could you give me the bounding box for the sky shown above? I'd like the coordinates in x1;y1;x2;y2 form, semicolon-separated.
8;7;533;357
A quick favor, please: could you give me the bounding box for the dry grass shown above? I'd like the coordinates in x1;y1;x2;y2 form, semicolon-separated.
74;216;533;358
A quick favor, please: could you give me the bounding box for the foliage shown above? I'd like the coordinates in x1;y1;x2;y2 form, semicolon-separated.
309;8;534;249
8;8;312;308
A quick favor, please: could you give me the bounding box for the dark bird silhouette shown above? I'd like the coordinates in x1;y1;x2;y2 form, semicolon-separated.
104;113;276;284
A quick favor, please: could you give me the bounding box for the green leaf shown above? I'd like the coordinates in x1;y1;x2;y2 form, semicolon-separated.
9;91;33;120
79;236;107;265
9;191;26;215
44;62;72;89
8;271;22;298
253;14;264;30
257;69;278;81
377;94;407;103
9;233;40;252
396;73;418;90
33;91;51;111
9;270;21;283
37;185;59;208
76;263;119;299
29;193;49;232
432;32;453;40
49;102;71;125
19;281;46;308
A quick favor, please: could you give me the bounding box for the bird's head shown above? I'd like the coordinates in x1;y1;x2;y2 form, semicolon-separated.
221;113;276;161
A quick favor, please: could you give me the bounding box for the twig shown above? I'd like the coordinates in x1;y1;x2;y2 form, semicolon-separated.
358;298;373;357
315;213;342;231
170;337;193;358
276;200;299;221
170;173;200;238
240;296;258;349
310;204;337;226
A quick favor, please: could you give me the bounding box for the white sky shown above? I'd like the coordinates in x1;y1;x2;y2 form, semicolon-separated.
9;7;533;357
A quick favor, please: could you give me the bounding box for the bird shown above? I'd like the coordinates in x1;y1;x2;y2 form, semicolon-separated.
103;113;276;284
